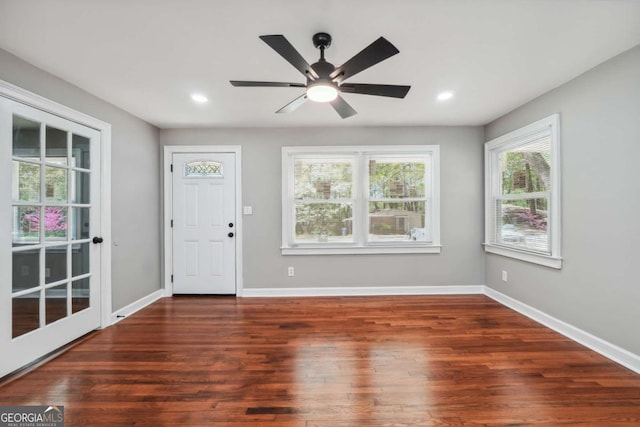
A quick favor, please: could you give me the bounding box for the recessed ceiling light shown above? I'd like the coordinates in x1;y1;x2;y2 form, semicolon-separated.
191;93;208;103
437;91;454;101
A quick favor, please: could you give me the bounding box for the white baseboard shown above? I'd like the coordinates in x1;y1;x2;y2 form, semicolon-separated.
484;287;640;375
241;285;485;298
110;289;164;325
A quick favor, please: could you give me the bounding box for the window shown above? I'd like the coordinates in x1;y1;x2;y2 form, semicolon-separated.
282;145;440;255
484;114;561;268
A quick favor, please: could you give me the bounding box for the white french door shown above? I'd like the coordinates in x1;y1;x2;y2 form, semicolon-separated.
172;152;236;294
0;97;102;378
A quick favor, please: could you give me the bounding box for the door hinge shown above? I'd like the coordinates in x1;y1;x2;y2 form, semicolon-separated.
170;164;173;172
170;219;173;227
171;274;174;283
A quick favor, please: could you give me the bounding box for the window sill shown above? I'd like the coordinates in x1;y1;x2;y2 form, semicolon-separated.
484;243;562;269
282;245;442;255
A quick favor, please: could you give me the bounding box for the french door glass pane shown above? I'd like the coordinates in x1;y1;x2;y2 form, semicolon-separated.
46;284;68;324
72;134;90;169
45;245;67;284
45;126;68;166
12;291;40;338
12;115;40;158
43;206;68;241
294;158;352;200
369;201;426;242
295;203;353;242
72;171;90;204
12;249;40;292
497;198;549;253
72;207;90;240
13;205;40;246
13;161;40;202
45;166;67;202
369;157;426;198
72;278;90;313
72;243;90;277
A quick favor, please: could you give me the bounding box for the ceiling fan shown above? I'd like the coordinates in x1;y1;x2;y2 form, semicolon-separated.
230;33;410;119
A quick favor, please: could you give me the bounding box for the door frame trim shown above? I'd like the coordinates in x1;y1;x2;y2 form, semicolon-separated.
0;79;112;329
163;145;243;296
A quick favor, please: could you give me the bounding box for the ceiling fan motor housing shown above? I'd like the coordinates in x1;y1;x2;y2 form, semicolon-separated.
309;60;336;82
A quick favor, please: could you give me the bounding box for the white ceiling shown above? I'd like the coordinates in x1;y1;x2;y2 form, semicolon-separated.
1;0;639;129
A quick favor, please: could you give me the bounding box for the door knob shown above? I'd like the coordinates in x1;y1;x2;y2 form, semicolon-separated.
228;232;234;238
228;222;234;228
92;236;104;244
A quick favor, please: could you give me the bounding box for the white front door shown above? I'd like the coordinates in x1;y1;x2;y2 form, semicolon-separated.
172;153;236;294
0;97;102;378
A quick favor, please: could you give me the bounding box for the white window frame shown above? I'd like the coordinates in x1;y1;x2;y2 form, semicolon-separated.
282;145;440;255
484;114;562;269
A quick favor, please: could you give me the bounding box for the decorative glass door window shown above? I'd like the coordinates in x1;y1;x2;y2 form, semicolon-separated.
185;160;223;177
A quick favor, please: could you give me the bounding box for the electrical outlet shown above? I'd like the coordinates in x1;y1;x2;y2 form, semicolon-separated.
288;267;295;277
501;270;508;282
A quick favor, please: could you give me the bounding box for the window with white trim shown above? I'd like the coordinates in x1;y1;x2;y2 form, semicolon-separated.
282;145;440;255
484;114;561;268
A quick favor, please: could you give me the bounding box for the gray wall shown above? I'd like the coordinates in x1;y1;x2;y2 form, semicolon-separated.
484;45;640;355
0;49;162;311
161;126;485;289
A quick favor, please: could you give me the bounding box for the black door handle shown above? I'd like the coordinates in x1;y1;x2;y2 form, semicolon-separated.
92;236;104;244
229;222;234;228
228;232;234;238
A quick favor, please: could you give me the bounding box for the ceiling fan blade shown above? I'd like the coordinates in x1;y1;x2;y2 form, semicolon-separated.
330;37;399;83
330;95;357;119
230;80;305;88
259;35;319;80
339;83;410;98
276;93;308;114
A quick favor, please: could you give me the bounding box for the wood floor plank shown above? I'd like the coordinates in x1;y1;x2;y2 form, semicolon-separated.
1;295;639;426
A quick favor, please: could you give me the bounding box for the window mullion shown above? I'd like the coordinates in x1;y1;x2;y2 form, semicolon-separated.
285;153;295;247
490;150;501;247
355;153;365;246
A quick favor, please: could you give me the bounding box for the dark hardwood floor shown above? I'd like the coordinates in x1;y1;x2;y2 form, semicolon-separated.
1;295;640;426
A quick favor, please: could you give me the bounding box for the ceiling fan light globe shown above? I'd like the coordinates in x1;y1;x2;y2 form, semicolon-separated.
307;83;338;103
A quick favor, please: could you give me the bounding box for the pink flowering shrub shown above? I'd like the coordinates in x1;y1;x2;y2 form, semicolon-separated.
514;211;547;230
23;207;67;236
